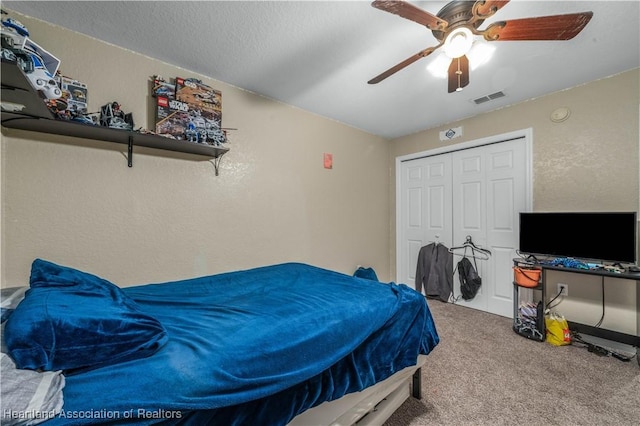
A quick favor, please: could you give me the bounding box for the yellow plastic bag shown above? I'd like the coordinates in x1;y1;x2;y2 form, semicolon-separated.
545;313;571;346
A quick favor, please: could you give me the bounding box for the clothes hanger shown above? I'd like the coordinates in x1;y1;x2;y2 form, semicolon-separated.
427;234;442;246
448;235;491;260
448;235;490;253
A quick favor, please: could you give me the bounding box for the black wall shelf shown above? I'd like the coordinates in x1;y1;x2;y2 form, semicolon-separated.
1;59;229;174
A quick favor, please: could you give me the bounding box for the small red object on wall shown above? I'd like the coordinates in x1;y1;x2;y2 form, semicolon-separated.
324;153;333;169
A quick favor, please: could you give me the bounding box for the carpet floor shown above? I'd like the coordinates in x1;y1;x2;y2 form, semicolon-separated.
384;300;640;425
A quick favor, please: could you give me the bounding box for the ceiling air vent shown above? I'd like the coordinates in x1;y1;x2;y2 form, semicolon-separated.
473;91;505;105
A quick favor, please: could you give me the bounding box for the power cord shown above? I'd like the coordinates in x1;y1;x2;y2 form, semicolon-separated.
549;277;632;362
545;287;564;312
570;331;635;362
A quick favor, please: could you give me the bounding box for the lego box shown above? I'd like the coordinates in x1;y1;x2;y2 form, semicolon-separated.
56;75;88;113
154;96;226;146
153;75;226;146
175;76;221;126
152;76;175;99
155;96;190;139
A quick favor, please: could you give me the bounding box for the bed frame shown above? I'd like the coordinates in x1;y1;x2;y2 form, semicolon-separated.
288;354;427;426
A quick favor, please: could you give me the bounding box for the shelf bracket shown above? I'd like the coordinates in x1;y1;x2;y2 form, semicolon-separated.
211;153;225;176
127;136;133;167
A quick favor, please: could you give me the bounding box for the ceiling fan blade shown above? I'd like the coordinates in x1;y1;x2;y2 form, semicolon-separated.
371;0;448;31
447;55;470;93
368;45;441;84
481;12;593;41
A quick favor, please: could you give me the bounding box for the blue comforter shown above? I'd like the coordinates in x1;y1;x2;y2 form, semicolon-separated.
45;263;439;425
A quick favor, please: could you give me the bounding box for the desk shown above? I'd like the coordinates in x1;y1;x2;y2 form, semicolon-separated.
513;259;640;366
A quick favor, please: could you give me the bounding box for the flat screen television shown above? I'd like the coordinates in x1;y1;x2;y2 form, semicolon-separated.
519;212;637;264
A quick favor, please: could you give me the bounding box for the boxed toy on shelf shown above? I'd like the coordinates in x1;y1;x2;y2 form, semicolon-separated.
175;76;221;126
55;75;87;113
152;75;175;99
152;75;226;146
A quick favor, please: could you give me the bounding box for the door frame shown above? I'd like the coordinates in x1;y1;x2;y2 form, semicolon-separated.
395;128;533;283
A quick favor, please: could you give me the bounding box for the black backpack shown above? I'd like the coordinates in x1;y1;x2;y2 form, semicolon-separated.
458;257;482;300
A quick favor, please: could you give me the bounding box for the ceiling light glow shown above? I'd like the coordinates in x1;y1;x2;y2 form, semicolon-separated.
428;41;496;79
468;41;496;70
426;53;450;78
443;27;473;59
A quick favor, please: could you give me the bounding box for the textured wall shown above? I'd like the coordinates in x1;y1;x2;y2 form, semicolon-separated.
1;12;390;287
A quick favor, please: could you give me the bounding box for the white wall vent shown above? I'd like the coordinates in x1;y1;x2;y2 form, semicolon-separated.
473;91;505;105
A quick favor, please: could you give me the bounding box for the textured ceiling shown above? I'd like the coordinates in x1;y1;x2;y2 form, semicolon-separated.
4;1;639;139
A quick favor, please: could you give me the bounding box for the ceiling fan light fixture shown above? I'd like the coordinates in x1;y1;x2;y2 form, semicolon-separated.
429;40;495;79
443;27;474;59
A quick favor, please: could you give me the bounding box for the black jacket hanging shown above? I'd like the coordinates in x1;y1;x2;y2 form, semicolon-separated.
458;256;482;300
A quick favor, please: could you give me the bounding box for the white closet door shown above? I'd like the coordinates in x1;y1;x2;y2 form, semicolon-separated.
397;131;531;318
451;139;527;316
484;140;528;316
452;148;487;311
397;155;453;291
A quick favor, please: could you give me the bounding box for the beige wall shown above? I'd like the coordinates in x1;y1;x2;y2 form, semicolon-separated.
1;12;390;287
389;69;639;334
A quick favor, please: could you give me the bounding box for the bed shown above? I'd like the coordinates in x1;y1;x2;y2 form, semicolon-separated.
1;259;439;425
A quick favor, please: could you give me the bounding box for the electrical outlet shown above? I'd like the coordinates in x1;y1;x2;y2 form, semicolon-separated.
557;283;568;297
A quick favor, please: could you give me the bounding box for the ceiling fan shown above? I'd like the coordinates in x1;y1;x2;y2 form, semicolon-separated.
368;0;593;92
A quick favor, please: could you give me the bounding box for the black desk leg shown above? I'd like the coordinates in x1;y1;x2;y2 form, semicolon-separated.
636;279;639;366
412;368;422;399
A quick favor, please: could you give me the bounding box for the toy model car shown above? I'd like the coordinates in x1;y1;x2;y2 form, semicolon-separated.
1;27;21;48
205;120;226;146
1;24;30;71
71;115;96;126
14;50;33;74
1;17;27;60
1;46;15;61
2;13;62;100
1;17;29;37
99;102;134;130
25;51;62;99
